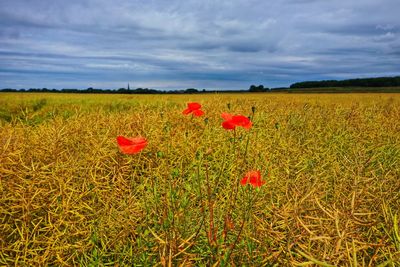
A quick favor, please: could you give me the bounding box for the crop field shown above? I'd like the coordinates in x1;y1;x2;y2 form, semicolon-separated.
0;92;399;266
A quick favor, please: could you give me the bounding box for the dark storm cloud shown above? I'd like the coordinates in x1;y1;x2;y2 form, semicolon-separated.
0;0;399;89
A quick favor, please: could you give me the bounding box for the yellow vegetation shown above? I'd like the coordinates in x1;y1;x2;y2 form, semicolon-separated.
0;93;399;265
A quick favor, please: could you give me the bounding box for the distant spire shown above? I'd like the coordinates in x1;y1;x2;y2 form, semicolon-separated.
127;83;130;90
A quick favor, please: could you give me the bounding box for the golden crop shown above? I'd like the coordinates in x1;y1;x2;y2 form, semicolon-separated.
1;93;399;266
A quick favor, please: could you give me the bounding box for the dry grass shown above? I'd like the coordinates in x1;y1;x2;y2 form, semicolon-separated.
0;92;399;266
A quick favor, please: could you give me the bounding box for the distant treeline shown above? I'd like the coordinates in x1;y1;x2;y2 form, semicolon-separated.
0;87;191;94
1;76;400;93
0;87;252;94
290;76;400;88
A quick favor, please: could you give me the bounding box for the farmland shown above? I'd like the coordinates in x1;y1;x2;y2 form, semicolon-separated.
1;92;399;266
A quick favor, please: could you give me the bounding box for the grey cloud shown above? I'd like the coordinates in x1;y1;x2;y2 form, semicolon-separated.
0;0;399;89
326;24;395;36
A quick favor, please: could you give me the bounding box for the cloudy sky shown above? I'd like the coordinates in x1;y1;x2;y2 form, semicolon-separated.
0;0;399;90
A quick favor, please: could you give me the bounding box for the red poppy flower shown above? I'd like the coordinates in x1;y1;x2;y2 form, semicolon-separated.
117;136;148;154
221;112;252;130
183;102;204;117
240;170;265;187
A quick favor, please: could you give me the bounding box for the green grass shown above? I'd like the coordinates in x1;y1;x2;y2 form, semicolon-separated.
0;92;399;266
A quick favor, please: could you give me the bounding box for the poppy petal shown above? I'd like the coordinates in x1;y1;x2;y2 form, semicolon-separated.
188;102;201;110
117;136;133;146
243;121;252;129
119;142;147;154
193;109;204;117
117;136;148;154
232;115;252;130
242;170;264;187
232;115;249;126
222;120;236;130
247;170;261;179
221;112;233;121
240;176;248;185
182;108;192;115
249;176;258;186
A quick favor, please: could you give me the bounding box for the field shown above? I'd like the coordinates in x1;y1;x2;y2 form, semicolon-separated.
0;92;399;266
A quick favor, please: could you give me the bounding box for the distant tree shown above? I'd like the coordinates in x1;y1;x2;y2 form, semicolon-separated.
0;88;17;92
117;88;128;94
61;88;79;93
249;84;268;92
185;88;198;94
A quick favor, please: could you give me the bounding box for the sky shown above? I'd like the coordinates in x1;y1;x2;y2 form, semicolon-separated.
0;0;399;90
